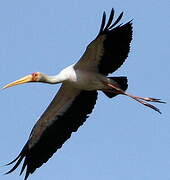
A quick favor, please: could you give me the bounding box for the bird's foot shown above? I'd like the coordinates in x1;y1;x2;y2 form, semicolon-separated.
105;83;165;114
136;97;166;104
123;94;165;114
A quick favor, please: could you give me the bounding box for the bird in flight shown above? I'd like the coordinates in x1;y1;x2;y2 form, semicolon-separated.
2;8;164;180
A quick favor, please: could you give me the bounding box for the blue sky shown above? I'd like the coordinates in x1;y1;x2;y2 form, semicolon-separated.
0;1;170;180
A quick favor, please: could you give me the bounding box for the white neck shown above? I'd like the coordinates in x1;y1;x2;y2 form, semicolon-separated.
42;73;67;84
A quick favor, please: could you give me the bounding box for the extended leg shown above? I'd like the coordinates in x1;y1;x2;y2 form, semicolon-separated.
105;83;165;114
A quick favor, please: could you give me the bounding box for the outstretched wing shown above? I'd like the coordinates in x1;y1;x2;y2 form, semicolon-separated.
75;8;133;75
6;84;98;180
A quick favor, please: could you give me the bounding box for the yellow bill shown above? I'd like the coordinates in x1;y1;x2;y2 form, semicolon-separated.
1;74;33;90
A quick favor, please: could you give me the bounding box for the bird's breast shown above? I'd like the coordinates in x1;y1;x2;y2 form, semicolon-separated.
66;70;107;91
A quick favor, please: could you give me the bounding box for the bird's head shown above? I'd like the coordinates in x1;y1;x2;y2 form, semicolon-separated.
2;72;46;90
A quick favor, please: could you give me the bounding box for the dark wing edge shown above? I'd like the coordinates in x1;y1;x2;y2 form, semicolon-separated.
97;8;133;75
5;90;98;180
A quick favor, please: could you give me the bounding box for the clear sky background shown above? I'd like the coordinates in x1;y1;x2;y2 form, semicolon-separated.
0;1;170;180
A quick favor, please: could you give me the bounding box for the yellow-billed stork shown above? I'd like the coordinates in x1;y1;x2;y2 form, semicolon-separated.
2;8;164;180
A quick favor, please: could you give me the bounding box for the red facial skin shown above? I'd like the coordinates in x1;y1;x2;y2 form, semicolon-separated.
31;72;40;82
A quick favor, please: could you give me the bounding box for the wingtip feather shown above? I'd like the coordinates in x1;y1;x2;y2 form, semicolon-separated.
5;154;25;175
109;11;124;29
104;8;115;30
98;11;106;35
97;9;126;37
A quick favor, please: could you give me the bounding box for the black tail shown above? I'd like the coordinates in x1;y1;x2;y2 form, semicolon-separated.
103;76;128;98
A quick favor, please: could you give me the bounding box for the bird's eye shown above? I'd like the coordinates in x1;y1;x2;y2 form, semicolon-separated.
32;72;39;81
32;72;38;77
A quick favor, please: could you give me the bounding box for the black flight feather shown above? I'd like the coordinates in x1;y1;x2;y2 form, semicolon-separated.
95;9;133;75
6;90;98;180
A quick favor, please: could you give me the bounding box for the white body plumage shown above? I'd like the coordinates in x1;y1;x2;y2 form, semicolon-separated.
56;64;110;91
